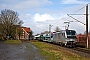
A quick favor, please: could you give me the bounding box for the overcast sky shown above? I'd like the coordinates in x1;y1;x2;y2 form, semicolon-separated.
0;0;90;34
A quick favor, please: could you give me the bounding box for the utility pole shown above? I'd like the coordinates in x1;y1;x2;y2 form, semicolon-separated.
67;4;89;48
49;24;52;40
86;4;88;48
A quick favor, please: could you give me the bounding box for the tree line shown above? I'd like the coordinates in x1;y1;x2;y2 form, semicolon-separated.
0;9;23;40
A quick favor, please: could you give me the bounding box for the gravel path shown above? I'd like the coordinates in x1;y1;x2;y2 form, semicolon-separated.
0;41;45;60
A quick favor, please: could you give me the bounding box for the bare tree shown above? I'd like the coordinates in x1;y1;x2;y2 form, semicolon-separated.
55;26;60;32
0;9;23;39
16;27;23;40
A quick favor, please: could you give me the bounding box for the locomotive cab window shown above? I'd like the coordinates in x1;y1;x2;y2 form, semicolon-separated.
66;30;76;39
66;30;76;35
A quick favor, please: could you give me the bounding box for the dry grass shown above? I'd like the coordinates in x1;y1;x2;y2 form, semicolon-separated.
5;40;22;43
30;40;90;60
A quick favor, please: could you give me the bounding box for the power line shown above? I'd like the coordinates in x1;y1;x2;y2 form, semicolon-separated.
74;5;86;14
67;14;86;25
73;3;89;14
73;3;90;14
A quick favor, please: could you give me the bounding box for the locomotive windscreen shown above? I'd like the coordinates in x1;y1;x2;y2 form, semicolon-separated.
66;30;76;35
66;30;76;39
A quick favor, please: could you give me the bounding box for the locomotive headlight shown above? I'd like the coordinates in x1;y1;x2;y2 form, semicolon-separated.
64;41;68;46
70;39;73;41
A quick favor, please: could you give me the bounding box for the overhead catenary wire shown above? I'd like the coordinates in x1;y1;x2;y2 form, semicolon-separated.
37;5;87;31
67;4;89;25
37;4;90;33
67;14;86;25
74;5;86;14
73;3;90;14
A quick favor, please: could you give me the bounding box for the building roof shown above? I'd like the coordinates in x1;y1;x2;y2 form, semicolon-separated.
23;27;31;33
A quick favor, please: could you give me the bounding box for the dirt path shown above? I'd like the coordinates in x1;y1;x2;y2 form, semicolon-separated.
0;41;45;60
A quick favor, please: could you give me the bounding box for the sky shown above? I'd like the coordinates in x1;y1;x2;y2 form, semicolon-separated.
0;0;90;35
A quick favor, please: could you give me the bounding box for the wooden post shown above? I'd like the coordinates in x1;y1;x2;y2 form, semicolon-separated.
86;4;88;48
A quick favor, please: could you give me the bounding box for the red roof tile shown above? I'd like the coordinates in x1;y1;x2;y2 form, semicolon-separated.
23;27;30;33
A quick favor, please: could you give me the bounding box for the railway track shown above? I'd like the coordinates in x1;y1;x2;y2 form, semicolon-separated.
48;42;90;58
38;41;90;58
72;47;90;54
58;46;90;58
53;43;90;54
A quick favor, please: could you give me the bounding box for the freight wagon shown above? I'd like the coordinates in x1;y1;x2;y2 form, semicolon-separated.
77;34;90;48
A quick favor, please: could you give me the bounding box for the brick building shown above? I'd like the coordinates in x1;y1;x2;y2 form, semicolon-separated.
16;27;31;40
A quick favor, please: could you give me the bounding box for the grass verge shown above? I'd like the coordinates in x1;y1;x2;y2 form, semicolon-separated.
30;40;90;60
5;40;22;43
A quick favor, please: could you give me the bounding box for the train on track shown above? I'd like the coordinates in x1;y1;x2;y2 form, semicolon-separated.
38;29;77;47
